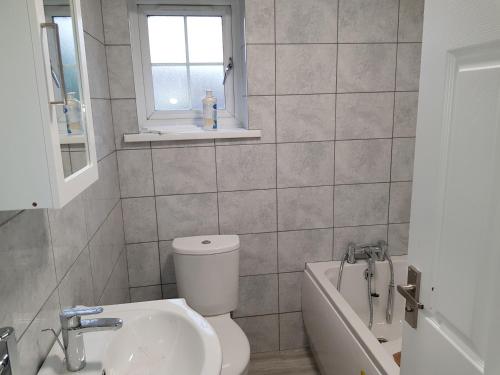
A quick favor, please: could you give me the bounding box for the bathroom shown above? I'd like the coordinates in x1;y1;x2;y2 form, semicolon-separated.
1;0;499;374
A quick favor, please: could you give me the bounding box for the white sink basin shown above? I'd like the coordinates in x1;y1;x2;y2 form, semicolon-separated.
38;299;222;375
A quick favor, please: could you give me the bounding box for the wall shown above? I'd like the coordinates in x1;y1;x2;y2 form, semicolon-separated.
103;0;423;352
0;1;129;373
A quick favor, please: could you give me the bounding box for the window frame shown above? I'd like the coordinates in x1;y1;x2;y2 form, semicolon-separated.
131;4;235;128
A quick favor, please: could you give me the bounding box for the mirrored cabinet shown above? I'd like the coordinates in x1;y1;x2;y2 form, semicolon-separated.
0;0;97;209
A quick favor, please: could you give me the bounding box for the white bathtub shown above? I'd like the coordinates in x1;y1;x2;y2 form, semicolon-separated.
302;256;407;375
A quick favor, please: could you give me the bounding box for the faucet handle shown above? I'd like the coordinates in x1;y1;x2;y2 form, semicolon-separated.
61;306;103;320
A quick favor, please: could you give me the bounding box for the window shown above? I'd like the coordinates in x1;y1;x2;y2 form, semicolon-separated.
132;4;236;127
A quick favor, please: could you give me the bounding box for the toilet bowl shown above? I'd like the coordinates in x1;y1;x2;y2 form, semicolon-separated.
172;235;250;375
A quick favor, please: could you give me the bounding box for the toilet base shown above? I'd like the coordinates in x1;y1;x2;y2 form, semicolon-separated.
206;314;250;375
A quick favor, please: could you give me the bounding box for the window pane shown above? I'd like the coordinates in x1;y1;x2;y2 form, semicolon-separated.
148;16;186;63
190;65;225;110
187;17;224;63
152;66;190;110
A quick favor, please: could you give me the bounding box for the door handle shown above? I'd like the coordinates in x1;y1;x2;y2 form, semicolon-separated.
398;265;423;329
397;284;424;310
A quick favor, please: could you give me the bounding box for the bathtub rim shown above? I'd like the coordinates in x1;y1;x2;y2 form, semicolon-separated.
305;256;407;375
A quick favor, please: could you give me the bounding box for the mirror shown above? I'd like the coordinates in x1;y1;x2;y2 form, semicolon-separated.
44;0;90;178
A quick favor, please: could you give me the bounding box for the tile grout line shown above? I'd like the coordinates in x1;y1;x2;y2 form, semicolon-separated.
332;0;340;261
387;0;403;249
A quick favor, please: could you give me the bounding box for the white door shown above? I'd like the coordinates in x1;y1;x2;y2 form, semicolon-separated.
400;1;500;374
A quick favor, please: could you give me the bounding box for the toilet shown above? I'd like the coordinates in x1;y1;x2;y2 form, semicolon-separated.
172;235;250;375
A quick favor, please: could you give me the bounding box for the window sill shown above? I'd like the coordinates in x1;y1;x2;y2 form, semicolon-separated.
59;133;86;145
123;126;261;143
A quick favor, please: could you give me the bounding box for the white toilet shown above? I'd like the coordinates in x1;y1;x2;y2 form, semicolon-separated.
172;235;250;375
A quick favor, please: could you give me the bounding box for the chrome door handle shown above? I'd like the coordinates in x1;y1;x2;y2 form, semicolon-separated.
41;22;67;105
397;284;424;310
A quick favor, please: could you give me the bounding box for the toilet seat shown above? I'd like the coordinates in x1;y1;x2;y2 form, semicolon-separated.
206;314;250;375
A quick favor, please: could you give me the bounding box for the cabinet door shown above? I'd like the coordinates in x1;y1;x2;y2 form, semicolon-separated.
40;0;98;201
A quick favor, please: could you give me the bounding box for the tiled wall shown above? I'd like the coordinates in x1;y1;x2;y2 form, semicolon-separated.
0;1;129;373
103;0;423;352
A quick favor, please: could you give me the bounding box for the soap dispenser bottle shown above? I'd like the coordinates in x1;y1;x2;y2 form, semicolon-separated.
202;89;217;130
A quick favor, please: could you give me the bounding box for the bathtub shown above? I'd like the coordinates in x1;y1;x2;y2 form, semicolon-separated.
302;256;407;375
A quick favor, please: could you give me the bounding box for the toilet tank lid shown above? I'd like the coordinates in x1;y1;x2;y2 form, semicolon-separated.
172;235;240;255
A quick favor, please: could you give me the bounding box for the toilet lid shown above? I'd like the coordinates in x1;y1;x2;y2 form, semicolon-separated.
206;314;250;375
172;235;240;255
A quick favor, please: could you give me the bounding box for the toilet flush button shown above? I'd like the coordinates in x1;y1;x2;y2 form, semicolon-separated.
202;240;211;245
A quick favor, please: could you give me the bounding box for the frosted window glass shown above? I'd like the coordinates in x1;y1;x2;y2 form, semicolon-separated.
190;65;225;110
152;66;190;110
148;16;186;63
54;16;81;100
187;17;224;63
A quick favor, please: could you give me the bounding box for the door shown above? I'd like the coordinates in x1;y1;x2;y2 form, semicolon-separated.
400;1;500;374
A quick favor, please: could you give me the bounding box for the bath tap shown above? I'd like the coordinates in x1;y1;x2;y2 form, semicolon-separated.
59;306;123;372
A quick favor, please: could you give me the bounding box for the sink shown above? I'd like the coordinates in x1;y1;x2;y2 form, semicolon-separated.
38;299;222;375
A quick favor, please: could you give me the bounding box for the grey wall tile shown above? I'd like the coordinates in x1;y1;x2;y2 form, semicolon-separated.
48;194;88;281
157;193;219;240
159;241;176;284
99;251;131;305
279;272;302;313
59;247;95;309
388;223;410;255
247;45;275;95
239;233;278;276
335;139;392;184
276;95;335;142
246;96;276;144
219;190;277;234
130;285;162;302
275;0;337;43
82;0;104;43
162;284;178;299
153;147;217;195
278;228;333;272
334;184;389;227
389;182;412;223
336;93;394;140
391;138;415;181
102;0;130;44
0;210;57;335
88;203;125;300
277;44;336;95
278;186;334;231
118;149;154;197
111;99;147;150
398;0;425;42
394;92;419;137
235;315;279;353
0;211;20;226
338;0;398;43
279;312;308;350
396;43;422;91
277;142;334;188
234;274;278;317
127;242;161;287
216;144;276;191
84;34;110;99
122;197;158;243
337;44;396;93
107;45;135;98
83;153;121;236
91;99;115;160
245;0;275;44
333;225;387;259
16;290;60;375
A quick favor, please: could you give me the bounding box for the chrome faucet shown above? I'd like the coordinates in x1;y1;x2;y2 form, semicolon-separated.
345;241;387;264
59;306;123;372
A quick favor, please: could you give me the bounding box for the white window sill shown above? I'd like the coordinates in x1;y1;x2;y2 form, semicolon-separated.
124;126;261;143
59;133;86;145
